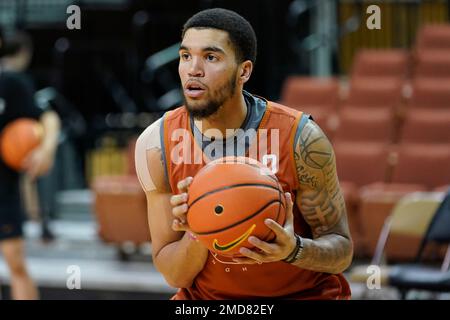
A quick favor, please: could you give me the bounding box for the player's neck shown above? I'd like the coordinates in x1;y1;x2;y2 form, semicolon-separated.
195;91;247;138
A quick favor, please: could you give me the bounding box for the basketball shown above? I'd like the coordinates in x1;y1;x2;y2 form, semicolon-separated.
187;156;286;257
0;118;43;171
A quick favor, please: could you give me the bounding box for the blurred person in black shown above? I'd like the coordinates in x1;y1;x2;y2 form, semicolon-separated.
0;28;60;299
2;30;58;242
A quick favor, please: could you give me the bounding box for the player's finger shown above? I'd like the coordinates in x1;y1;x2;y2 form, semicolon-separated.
248;236;277;254
239;247;266;263
172;204;188;222
172;219;189;232
170;193;188;206
264;218;289;242
284;192;294;226
177;176;193;193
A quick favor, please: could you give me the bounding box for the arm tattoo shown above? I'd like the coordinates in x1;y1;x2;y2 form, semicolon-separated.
291;121;352;274
295;122;344;235
294;152;319;189
298;124;332;169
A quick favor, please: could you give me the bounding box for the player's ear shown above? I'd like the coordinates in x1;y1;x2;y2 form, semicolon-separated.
238;60;253;85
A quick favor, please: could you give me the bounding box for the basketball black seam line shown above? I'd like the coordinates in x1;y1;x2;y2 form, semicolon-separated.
194;199;286;236
258;187;284;242
189;183;281;207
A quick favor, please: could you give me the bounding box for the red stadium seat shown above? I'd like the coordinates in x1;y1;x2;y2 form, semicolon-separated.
399;109;450;144
280;76;339;113
390;143;450;190
435;184;450;192
350;191;444;289
334;108;396;143
335;142;391;187
414;50;450;79
354;143;450;259
358;183;428;260
280;76;339;138
344;78;404;111
408;78;450;110
416;24;450;51
93;175;151;244
351;49;410;80
334;142;391;256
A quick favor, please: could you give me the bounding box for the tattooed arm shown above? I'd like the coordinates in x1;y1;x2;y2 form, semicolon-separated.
234;119;353;274
291;119;353;273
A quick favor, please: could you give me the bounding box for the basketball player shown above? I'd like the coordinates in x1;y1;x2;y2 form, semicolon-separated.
0;29;60;299
2;30;56;242
135;8;353;299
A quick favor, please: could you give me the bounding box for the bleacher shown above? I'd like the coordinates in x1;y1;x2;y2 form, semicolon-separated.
279;24;450;261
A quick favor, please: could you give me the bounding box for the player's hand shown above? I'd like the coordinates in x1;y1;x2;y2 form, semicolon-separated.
170;176;194;233
22;145;55;180
233;192;297;264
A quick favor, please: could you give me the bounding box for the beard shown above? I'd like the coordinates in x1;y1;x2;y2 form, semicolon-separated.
183;72;237;119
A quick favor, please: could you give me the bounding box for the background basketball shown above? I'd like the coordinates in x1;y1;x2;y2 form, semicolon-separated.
0;118;43;171
187;156;286;257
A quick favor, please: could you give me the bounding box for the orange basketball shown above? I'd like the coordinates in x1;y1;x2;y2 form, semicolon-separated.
187;156;286;257
0;118;43;171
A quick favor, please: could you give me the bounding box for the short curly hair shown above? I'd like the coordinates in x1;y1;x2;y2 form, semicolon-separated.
182;8;257;64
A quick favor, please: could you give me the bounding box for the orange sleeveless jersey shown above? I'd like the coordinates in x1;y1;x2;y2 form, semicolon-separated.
162;100;351;300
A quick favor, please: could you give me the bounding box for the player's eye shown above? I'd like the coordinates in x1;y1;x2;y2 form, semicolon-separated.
206;54;217;62
180;52;190;60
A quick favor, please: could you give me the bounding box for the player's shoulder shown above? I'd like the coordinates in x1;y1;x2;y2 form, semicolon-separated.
135;117;168;192
267;100;301;119
294;118;334;169
302;117;327;137
162;105;187;123
135;116;165;162
297;117;332;147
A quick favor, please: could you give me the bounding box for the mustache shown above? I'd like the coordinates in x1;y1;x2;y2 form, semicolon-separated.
185;79;208;89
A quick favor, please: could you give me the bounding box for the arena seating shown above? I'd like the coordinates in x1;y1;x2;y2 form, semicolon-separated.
280;24;450;261
280;76;339;137
351;49;410;80
399;109;450;144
